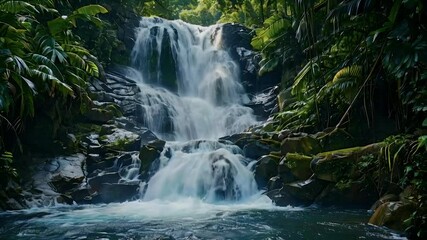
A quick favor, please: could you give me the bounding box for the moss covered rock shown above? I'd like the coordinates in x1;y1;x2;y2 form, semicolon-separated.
281;134;322;155
100;127;141;152
281;153;313;180
83;103;122;124
311;143;383;182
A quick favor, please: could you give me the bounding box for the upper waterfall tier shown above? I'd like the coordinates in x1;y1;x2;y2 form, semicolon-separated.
129;18;257;140
131;17;247;104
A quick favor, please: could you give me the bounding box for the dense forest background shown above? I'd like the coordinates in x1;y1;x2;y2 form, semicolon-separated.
0;0;426;238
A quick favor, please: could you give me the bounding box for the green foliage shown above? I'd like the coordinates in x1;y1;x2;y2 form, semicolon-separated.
179;0;221;26
0;151;17;187
0;0;107;183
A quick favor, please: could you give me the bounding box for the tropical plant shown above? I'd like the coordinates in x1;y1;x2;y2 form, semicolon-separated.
0;0;107;178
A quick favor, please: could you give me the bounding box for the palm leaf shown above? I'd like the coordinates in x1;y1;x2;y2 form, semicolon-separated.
252;14;290;50
292;59;315;96
0;1;38;14
29;53;64;81
30;69;74;97
73;5;108;16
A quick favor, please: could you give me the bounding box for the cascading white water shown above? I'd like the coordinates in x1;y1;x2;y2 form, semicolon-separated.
128;17;261;202
131;17;256;141
143;140;259;202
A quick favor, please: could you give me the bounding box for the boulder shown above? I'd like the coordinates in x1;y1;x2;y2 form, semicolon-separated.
370;194;400;211
139;128;159;144
314;178;379;208
243;140;279;159
147;139;166;152
311;143;383;182
281;153;313;180
266;189;299;206
83;104;121;123
71;188;94;204
369;201;416;231
100;127;141;151
254;155;280;189
139;145;161;176
47;155;86;193
267;176;283;191
220;132;258;148
281;134;322;156
88;172;121;192
277;159;297;184
281;178;329;206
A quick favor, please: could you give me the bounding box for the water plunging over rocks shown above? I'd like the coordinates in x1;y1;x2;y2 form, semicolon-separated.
15;17;281;207
0;17;410;239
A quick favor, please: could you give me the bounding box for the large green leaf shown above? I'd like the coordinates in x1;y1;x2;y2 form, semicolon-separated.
252;14;290;50
0;1;37;14
73;5;108;16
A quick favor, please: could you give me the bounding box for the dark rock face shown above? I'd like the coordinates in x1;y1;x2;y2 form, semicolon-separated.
220;23;281;95
99;183;139;203
269;178;329;206
243;141;277;159
254;155;280;189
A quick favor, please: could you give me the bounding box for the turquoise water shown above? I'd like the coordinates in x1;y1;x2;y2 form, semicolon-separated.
0;197;404;240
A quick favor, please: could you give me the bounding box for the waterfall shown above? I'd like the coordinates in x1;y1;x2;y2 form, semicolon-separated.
131;17;256;141
128;17;260;202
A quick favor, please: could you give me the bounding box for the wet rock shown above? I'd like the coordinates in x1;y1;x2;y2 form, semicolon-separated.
243;140;277;159
311;143;383;182
281;134;322;156
219;132;257;147
267;178;328;207
370;194;400;211
87;153;102;163
140;128;159;144
56;194;73;205
314;178;379;208
281;178;328;206
86;159;116;174
254;155;280;189
87;144;103;155
369;201;417;231
147;139;166;152
4;198;25;210
88;172;121;192
277;159;297;184
116;152;135;168
266;189;299;206
139;145;161;175
50;174;83;194
83;107;115;123
47;155;86;193
100;127;141;151
281;153;313;180
267;176;283;191
98;183;139;203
